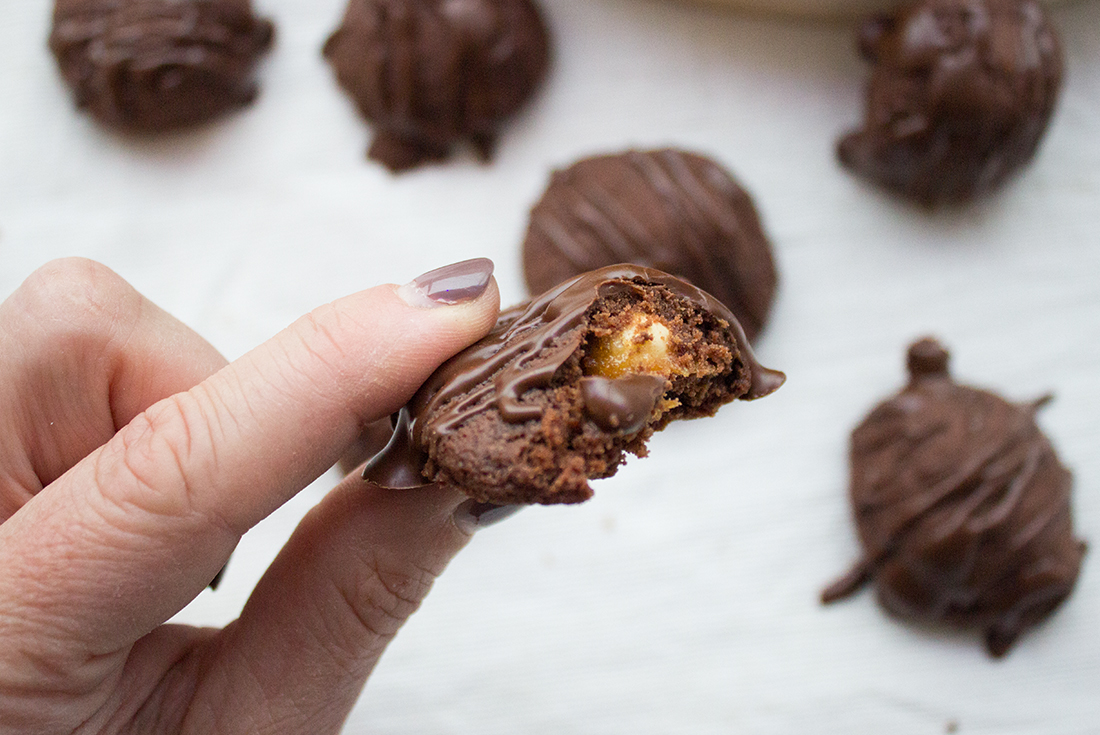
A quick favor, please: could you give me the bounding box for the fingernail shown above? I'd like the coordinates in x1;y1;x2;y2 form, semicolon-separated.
453;499;523;534
398;258;494;308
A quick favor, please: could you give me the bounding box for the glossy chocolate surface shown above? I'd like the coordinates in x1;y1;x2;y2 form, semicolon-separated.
49;0;274;132
322;0;550;172
823;338;1085;656
364;264;785;491
837;0;1062;205
522;149;777;343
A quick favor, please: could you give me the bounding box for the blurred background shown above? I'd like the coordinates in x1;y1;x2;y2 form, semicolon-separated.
2;0;1099;732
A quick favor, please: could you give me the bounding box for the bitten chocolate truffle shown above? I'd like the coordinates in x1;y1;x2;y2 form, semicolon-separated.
837;0;1063;206
364;265;784;505
49;0;274;132
322;0;550;172
823;338;1085;657
522;149;778;344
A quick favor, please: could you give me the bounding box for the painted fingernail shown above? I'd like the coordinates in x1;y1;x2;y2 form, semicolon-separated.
453;499;523;533
398;257;494;308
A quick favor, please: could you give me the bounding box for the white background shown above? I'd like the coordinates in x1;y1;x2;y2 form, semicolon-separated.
2;0;1099;733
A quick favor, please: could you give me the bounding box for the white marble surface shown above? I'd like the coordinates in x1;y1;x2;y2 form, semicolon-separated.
2;0;1100;733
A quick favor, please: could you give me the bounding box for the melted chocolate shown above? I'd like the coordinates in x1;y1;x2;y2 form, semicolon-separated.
579;374;667;434
322;0;550;172
364;264;785;492
837;0;1063;205
49;0;274;132
522;149;778;343
823;338;1085;657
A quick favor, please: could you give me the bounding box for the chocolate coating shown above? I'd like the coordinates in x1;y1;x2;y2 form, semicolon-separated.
322;0;550;172
522;149;778;343
823;338;1085;657
337;417;396;475
837;0;1063;205
49;0;274;132
364;264;785;504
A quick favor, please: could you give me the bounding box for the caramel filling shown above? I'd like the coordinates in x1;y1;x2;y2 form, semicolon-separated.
583;313;688;415
583;314;686;379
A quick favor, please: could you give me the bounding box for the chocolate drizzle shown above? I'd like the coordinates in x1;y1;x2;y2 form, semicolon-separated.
364;264;785;497
49;0;274;132
579;374;667;434
322;0;550;172
523;149;778;342
823;338;1085;657
837;0;1063;205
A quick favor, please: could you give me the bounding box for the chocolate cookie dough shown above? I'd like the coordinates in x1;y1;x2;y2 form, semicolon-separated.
322;0;550;172
522;149;778;343
364;265;784;505
823;338;1085;657
837;0;1063;206
49;0;274;132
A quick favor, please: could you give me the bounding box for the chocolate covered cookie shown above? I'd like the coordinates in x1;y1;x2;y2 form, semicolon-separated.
322;0;550;172
49;0;274;132
522;149;778;343
364;265;784;505
838;0;1063;205
823;338;1085;657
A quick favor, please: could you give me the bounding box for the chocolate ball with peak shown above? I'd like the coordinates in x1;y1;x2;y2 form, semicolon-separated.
823;338;1085;657
322;0;550;172
837;0;1063;205
49;0;274;132
522;149;778;344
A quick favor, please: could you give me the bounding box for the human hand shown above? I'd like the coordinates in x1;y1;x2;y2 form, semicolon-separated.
0;256;501;734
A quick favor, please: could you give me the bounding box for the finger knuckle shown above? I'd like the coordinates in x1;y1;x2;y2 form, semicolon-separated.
12;258;140;341
293;307;353;384
95;391;232;534
332;553;437;654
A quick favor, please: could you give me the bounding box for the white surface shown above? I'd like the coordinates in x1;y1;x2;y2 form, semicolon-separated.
2;0;1100;733
676;0;1078;21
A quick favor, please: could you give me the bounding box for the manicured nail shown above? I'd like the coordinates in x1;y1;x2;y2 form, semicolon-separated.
453;499;523;533
398;258;494;308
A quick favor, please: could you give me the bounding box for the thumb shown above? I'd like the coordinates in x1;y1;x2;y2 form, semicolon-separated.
0;258;499;671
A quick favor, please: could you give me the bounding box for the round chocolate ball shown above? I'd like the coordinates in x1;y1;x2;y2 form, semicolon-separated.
823;338;1086;657
837;0;1063;205
322;0;551;172
522;149;778;344
48;0;274;133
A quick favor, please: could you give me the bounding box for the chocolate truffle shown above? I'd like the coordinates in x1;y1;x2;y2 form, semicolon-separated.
48;0;274;133
322;0;550;172
364;265;785;505
837;0;1063;206
823;338;1085;657
522;149;778;344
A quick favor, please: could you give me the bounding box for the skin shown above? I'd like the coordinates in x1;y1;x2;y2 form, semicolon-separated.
0;257;501;735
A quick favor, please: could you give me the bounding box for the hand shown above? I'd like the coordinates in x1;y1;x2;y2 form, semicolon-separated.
0;257;501;734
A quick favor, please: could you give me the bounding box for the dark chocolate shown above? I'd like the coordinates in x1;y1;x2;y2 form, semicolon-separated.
49;0;274;132
522;149;778;343
322;0;550;172
579;374;667;434
823;338;1085;657
364;264;784;504
837;0;1063;205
